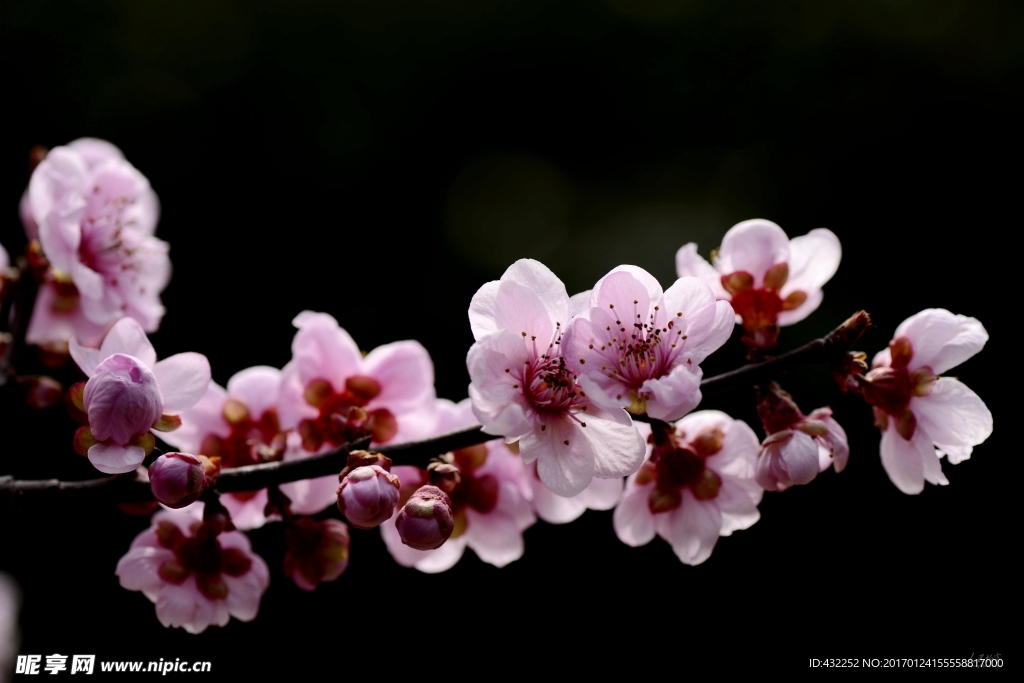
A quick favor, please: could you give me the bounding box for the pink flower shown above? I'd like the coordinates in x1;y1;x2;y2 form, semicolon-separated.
754;384;849;491
381;398;536;572
277;311;437;449
115;511;270;634
467;259;646;497
161;366;338;529
862;309;992;494
676;219;841;350
70;318;210;474
27;138;168;346
613;411;762;565
562;265;733;422
337;465;401;529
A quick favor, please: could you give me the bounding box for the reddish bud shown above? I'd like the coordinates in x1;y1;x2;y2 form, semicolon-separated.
427;461;462;494
336;465;401;529
149;453;207;509
395;485;455;551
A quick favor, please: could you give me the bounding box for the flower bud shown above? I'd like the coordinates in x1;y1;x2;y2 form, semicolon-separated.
395;485;454;551
83;353;163;445
148;452;207;508
336;465;400;529
756;430;819;492
427;461;461;494
283;518;350;591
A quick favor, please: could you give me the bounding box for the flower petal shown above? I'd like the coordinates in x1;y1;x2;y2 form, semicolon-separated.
468;280;501;341
88;441;146;474
659;492;723;565
613;481;657;547
526;420;597;497
226;366;282;421
153;353;212;414
715;219;789;285
879;425;934;495
642;364;703;422
675;243;728;299
913;378;992;449
99;318;158;368
466;509;525;568
498;259;570;329
784;228;841;294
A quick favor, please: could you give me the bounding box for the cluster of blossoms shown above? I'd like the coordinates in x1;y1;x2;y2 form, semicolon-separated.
0;140;992;635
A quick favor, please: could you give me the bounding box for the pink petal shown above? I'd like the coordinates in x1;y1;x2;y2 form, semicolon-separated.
99;318;157;367
567;290;592;316
414;536;468;574
222;553;270;622
494;280;555;345
927;313;988;375
580;413;646;480
88;441;146;474
643;364;703;422
465;509;525;567
363;341;436;410
221;491;272;531
225;366;282;420
613;482;657;547
892;309;960;372
469;280;501;341
659;492;723;566
67;137;124;167
467;331;532;439
913;378;992;449
592;266;660;311
686;300;735;364
27;283;109;348
281;473;338;516
152;353;211;414
716;477;762;536
784;228;841;294
531;476;587;524
879;425;932;495
715;219;789;284
526;420;597;497
116;546;175;593
498;259;570;330
675;243;728;299
291;311;362;389
160;383;230;454
577;476;623;510
776;286;823;326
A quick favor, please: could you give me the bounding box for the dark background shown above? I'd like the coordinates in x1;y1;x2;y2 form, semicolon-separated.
1;0;1018;674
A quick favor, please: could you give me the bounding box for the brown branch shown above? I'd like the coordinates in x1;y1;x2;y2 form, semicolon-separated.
0;313;868;506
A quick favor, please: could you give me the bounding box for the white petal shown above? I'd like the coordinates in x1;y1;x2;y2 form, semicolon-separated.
892;309;960;372
784;228;841;293
913;378;992;448
468;280;501;341
660;492;722;566
715;219;789;285
929;314;988;375
153;353;211;413
686;301;735;364
499;259;570;328
592;265;662;308
494;279;554;344
578;476;623;510
466;509;525;567
879;425;934;495
99;318;157;368
675;243;728;299
613;483;657;547
526;420;597;497
88;442;145;474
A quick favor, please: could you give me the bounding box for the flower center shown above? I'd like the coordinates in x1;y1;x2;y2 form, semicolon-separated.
721;264;807;351
155;521;253;601
860;337;936;439
298;375;397;450
201;401;283;471
524;356;579;414
640;425;725;512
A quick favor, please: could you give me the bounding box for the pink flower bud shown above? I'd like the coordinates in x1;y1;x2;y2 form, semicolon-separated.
83;353;163;445
149;453;207;508
336;465;400;529
395;485;454;551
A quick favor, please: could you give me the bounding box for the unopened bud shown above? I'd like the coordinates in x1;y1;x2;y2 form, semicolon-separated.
83;353;163;445
336;465;400;529
395;485;454;551
148;452;207;508
427;461;461;494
